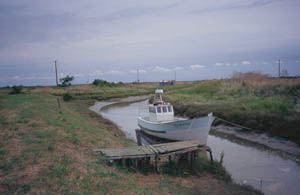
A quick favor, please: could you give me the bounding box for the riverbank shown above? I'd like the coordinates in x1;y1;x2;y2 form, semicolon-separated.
0;86;262;194
97;98;300;195
211;126;300;160
163;73;300;144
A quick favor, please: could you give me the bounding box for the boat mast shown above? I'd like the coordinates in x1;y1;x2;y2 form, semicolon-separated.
154;89;163;104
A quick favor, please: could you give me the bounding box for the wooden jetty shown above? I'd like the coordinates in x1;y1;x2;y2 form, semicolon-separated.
93;140;213;172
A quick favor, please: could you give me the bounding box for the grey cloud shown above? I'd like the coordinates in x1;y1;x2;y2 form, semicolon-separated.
190;0;283;14
0;0;300;86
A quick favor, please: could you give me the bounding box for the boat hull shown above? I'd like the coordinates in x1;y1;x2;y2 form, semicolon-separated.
138;113;214;145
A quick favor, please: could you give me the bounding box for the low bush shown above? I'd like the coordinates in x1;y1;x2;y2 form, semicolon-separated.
63;93;72;101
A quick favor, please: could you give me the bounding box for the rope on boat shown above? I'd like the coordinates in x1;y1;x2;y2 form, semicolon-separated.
214;116;254;131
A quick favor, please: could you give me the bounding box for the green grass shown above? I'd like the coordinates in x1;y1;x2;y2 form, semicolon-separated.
0;83;264;194
158;178;193;195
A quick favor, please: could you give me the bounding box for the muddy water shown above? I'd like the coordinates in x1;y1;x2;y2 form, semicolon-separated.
90;100;300;195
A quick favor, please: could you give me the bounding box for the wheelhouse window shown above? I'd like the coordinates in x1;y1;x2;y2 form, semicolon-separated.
149;107;156;113
157;107;162;113
168;106;172;112
162;106;167;113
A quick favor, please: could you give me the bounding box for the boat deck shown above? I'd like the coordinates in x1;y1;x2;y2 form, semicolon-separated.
139;116;184;124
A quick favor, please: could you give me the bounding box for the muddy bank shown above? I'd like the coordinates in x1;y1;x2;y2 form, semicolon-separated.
164;96;300;158
211;126;300;161
89;94;151;113
165;96;300;145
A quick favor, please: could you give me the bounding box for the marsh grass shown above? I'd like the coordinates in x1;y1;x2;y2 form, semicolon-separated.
164;73;300;143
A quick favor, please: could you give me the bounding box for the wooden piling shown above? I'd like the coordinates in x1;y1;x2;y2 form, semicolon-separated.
155;156;160;173
135;129;142;146
207;148;214;164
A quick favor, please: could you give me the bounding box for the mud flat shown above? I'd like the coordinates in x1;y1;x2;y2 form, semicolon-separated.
211;125;300;160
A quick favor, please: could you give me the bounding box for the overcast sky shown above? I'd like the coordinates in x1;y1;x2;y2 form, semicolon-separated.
1;0;300;86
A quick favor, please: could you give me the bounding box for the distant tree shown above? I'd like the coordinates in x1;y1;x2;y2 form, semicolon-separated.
92;79;124;87
10;85;23;94
92;79;109;86
60;75;74;87
281;69;289;77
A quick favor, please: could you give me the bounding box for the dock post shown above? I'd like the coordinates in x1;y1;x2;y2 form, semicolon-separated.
135;129;142;146
121;158;126;167
174;154;179;166
135;159;138;168
155;156;160;173
190;152;194;168
208;149;214;164
168;155;172;164
187;152;191;168
195;150;199;160
191;152;195;167
128;159;131;167
146;157;150;166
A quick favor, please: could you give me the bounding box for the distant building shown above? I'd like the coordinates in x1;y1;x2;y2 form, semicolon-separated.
159;80;176;86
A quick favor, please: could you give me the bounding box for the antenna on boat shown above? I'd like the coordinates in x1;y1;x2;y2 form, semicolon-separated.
154;89;164;105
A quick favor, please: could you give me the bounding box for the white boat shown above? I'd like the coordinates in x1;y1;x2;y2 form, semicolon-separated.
138;89;215;145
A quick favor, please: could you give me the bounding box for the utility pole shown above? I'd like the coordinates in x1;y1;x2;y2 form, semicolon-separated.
55;60;58;86
174;70;176;81
278;59;281;78
137;69;140;83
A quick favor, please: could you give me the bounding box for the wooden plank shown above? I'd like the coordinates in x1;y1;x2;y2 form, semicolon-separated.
152;140;202;154
94;140;205;160
139;146;151;154
100;145;154;156
153;145;167;153
158;147;199;157
148;145;160;154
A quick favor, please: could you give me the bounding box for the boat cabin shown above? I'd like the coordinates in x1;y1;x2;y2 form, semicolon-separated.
149;89;174;122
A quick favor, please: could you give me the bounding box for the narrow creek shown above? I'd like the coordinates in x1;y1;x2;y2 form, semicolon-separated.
90;99;300;195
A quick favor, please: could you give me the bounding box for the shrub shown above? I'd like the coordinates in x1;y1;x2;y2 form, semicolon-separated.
63;93;72;101
48;144;55;151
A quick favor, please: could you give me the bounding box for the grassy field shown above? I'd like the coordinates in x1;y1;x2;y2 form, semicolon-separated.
162;73;300;144
0;83;262;194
